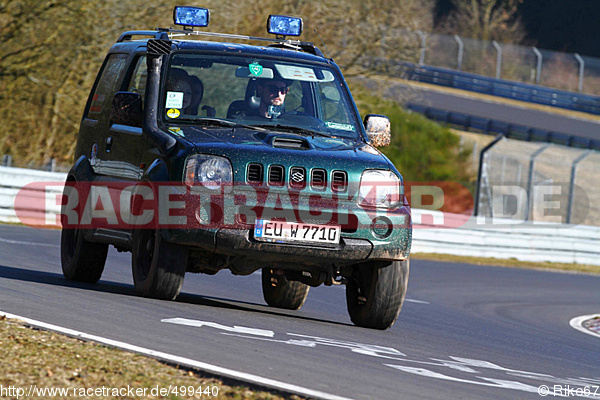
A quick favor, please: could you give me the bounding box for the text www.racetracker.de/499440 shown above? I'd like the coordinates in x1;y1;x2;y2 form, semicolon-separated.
0;384;219;399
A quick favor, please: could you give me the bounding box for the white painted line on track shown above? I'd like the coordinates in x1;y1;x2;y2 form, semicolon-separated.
404;299;430;304
569;314;600;338
0;310;355;400
0;237;59;247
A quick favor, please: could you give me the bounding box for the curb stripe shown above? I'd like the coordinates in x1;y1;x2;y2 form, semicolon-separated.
569;314;600;338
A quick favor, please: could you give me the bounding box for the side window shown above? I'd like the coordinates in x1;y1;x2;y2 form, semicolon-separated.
127;56;147;109
283;81;303;113
86;53;128;119
318;82;350;124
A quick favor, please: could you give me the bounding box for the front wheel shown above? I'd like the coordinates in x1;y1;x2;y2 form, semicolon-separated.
61;226;108;283
131;228;187;300
262;268;310;310
346;259;409;330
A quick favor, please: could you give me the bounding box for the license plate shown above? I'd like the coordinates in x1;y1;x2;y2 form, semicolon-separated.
254;220;340;244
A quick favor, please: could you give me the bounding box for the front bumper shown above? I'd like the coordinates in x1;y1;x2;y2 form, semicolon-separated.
161;204;412;266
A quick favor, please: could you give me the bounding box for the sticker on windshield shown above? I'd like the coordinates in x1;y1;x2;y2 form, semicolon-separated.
275;64;335;82
249;62;263;77
169;127;184;136
166;91;184;109
167;109;181;119
325;122;355;131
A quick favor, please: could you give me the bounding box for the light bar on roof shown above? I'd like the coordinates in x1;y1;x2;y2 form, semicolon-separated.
267;15;303;37
173;6;210;27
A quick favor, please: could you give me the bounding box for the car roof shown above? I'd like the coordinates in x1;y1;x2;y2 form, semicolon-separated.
112;30;330;65
174;39;328;63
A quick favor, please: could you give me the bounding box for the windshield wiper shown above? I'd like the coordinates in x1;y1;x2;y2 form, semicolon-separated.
191;118;268;131
253;124;333;138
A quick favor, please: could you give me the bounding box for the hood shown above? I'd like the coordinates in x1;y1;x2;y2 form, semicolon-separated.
167;124;395;174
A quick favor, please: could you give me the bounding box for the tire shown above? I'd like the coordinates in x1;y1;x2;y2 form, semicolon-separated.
262;268;310;310
131;228;187;300
61;226;108;283
346;259;409;330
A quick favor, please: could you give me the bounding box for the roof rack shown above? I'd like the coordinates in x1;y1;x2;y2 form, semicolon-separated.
116;28;322;56
117;30;169;42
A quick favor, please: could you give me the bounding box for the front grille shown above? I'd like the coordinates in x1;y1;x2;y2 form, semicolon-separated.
247;163;263;183
268;165;285;186
331;171;348;192
311;169;327;190
289;167;306;189
245;163;347;192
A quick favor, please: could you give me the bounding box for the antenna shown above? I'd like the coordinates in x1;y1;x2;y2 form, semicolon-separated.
313;29;333;60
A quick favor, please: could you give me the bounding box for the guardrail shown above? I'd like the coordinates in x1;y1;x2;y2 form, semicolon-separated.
407;103;600;151
0;166;66;226
412;209;600;266
366;59;600;115
405;62;600;114
2;166;599;267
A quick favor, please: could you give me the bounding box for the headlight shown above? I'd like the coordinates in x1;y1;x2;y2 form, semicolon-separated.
185;154;233;190
358;170;401;208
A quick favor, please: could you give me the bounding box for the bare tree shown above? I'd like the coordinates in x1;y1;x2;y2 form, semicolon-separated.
208;0;436;73
0;0;435;166
440;0;526;43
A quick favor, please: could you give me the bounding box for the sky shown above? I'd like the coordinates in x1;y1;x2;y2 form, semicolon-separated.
436;0;600;58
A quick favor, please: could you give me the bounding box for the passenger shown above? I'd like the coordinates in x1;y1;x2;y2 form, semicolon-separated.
189;76;215;117
166;69;195;114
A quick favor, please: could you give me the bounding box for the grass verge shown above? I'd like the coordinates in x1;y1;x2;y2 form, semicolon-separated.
0;315;303;400
412;252;600;275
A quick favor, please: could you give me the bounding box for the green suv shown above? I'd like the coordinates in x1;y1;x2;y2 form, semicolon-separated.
61;7;412;329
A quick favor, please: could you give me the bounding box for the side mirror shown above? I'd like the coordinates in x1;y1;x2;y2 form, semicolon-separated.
364;114;391;147
111;92;143;127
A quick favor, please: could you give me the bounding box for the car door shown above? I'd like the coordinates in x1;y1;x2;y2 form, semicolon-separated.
103;53;148;181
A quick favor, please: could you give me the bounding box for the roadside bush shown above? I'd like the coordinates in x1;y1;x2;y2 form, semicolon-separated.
350;83;472;182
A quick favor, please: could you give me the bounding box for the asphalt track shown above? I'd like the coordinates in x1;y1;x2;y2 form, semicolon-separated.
380;81;600;141
1;224;599;399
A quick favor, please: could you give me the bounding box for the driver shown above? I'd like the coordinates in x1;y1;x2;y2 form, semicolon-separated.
255;78;291;118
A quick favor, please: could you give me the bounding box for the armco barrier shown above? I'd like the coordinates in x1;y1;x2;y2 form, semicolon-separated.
0;166;66;226
407;103;600;150
412;209;600;266
365;59;600;116
404;62;600;115
1;166;599;266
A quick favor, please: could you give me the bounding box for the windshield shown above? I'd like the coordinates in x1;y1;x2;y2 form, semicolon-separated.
163;52;362;139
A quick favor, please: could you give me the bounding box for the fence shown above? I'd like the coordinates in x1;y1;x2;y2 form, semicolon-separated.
475;137;600;227
401;30;600;95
